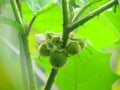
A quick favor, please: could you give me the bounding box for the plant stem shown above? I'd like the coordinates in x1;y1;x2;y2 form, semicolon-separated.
19;33;37;90
62;0;69;29
19;33;30;90
61;0;69;48
62;29;70;48
16;0;22;19
68;4;74;24
68;0;118;32
27;16;36;35
72;3;91;23
72;0;100;23
44;68;58;90
10;0;23;26
10;0;37;90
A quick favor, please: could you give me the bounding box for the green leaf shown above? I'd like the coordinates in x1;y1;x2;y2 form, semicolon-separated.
25;0;57;14
69;0;80;8
0;16;24;33
77;14;119;51
30;5;62;32
79;0;109;15
34;2;57;17
21;2;33;22
118;0;120;5
104;7;120;33
21;1;59;29
56;45;119;90
104;7;120;46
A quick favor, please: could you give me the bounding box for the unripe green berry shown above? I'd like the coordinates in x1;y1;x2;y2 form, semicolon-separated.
39;43;51;56
66;41;81;55
49;49;68;68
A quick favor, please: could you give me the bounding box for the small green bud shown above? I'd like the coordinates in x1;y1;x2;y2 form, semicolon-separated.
69;32;76;39
52;36;62;46
45;31;54;41
39;43;51;56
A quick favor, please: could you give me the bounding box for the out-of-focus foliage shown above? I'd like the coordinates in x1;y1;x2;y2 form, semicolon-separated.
0;1;24;90
56;45;119;90
77;13;119;50
0;25;24;90
24;0;56;13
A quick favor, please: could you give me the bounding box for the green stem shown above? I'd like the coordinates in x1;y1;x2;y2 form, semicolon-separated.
72;0;100;23
16;0;22;19
27;16;36;35
10;0;37;90
68;0;118;32
62;0;69;29
19;33;30;90
44;68;58;90
62;28;70;48
10;0;23;26
61;0;69;48
68;4;74;24
19;33;37;90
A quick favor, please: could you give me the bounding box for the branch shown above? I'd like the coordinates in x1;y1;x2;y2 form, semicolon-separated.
27;16;36;35
72;0;101;23
19;33;37;90
16;0;22;19
62;0;69;29
61;0;70;48
44;68;58;90
10;1;37;90
68;0;118;32
10;0;23;26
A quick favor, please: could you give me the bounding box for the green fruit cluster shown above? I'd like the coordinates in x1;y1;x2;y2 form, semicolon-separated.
37;31;86;68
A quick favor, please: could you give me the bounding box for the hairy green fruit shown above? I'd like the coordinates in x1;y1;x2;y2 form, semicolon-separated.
50;50;68;68
39;43;51;56
52;36;61;46
66;41;81;55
